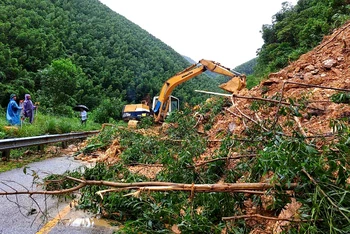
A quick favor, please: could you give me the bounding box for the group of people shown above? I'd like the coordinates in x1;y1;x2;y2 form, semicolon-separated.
6;93;88;126
6;93;36;126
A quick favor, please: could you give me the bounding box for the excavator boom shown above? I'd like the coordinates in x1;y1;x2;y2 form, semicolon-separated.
153;59;245;122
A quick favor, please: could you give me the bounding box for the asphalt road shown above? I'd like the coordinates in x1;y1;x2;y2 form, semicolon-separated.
0;156;116;234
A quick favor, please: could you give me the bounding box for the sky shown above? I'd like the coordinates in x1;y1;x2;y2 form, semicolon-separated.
99;0;297;69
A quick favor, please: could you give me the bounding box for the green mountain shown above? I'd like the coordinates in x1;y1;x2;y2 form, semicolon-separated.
0;0;221;122
234;58;257;76
231;0;350;88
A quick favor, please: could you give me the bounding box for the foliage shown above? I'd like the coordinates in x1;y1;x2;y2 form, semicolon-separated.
4;0;347;231
254;0;350;79
1;0;349;123
331;92;350;104
137;116;154;129
234;57;257;76
92;97;126;124
36;58;85;116
0;112;100;138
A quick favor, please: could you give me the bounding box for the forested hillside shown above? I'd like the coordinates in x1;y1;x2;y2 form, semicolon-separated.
0;0;220;122
255;0;350;77
234;0;350;88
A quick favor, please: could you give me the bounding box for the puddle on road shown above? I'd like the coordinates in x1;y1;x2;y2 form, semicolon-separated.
61;209;119;231
66;217;115;228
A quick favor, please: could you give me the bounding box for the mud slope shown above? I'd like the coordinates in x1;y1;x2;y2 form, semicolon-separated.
207;21;350;141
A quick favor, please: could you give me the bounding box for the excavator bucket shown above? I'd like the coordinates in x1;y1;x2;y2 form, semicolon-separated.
219;76;246;93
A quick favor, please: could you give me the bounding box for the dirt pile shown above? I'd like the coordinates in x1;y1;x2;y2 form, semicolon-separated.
207;21;350;141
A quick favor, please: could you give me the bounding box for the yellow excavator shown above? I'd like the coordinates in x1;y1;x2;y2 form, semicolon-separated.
122;59;246;123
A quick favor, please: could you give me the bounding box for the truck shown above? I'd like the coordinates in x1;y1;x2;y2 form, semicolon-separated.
122;59;246;123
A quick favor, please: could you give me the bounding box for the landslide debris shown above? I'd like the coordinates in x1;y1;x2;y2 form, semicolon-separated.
74;21;350;233
207;21;350;141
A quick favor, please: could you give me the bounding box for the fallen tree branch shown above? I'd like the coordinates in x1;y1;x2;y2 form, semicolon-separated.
231;94;324;110
222;213;313;222
293;116;307;137
0;177;298;195
273;81;288;128
231;96;269;131
0;182;85;196
127;163;163;167
194;154;257;167
225;107;268;132
283;81;350;92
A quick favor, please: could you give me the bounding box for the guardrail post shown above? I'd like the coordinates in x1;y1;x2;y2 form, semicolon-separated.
38;144;44;152
62;141;68;149
1;150;10;161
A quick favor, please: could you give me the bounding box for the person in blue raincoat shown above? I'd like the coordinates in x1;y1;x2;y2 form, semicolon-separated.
6;94;22;125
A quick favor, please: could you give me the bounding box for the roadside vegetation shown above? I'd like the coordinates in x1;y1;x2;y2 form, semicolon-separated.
0;108;103;172
0;107;102;139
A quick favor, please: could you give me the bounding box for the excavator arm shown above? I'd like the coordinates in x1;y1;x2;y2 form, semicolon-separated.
153;59;245;122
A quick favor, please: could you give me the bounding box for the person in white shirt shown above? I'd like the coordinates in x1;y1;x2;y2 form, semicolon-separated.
80;108;87;125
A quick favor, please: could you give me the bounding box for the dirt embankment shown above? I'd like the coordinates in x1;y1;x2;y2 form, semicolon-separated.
206;21;350;141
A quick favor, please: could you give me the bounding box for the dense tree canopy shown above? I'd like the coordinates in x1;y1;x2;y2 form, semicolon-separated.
0;0;221;121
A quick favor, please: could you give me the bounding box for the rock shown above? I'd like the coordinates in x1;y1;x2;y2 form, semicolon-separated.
268;70;287;80
309;75;323;85
322;58;337;69
262;78;280;86
304;65;315;72
303;72;313;81
311;69;319;75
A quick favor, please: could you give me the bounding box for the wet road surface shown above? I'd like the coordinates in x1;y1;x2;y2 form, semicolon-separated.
0;156;116;234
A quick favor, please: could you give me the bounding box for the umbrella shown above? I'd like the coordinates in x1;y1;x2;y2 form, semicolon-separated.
73;104;89;112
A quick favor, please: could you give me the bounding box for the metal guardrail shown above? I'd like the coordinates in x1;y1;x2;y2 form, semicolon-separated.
0;131;100;151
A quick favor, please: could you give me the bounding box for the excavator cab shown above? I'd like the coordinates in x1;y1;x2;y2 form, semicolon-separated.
152;95;179;118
